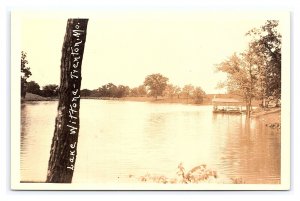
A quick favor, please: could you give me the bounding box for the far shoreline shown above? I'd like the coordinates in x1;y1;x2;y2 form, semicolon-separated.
22;92;213;105
22;92;281;129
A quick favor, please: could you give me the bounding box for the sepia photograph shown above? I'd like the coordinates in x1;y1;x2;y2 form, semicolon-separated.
11;10;290;190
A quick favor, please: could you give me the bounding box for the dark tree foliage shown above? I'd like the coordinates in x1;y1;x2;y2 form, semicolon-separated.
181;84;194;102
41;84;59;97
116;85;130;98
92;83;130;98
130;85;147;97
98;83;118;97
193;87;206;104
144;73;169;99
247;20;281;102
26;81;41;95
21;51;32;98
81;89;92;97
163;84;181;99
216;20;282;116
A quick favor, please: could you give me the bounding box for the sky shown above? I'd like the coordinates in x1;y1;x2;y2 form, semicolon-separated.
18;11;281;94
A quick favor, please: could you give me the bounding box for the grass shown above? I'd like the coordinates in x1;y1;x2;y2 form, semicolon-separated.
134;163;218;184
251;107;281;130
130;163;252;184
22;93;49;101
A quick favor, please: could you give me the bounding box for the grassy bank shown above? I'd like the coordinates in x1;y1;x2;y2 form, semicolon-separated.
78;96;212;105
22;93;211;105
22;93;270;113
251;107;281;129
119;96;212;105
22;93;210;105
21;93;53;101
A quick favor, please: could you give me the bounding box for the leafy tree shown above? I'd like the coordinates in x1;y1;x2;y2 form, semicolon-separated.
181;84;194;102
193;87;206;104
26;81;40;95
216;21;282;116
129;87;139;97
81;89;92;97
99;83;117;97
163;84;178;99
137;85;147;96
246;20;281;105
41;84;59;97
216;51;258;117
124;86;131;97
90;89;102;97
144;73;169;99
130;85;147;97
21;51;32;98
174;85;181;99
116;85;130;98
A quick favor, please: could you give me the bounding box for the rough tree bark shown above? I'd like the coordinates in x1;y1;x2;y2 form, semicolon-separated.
46;19;88;183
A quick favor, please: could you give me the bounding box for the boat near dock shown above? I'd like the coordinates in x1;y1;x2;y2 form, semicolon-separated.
212;97;243;114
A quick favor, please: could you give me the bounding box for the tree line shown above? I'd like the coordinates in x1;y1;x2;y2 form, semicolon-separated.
80;75;206;104
21;51;59;98
216;20;281;116
21;20;280;111
21;53;206;103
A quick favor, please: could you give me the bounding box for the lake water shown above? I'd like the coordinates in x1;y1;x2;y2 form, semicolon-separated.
20;99;280;184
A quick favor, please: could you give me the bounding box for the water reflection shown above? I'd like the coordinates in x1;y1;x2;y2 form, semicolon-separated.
21;101;58;182
212;114;280;183
20;100;280;184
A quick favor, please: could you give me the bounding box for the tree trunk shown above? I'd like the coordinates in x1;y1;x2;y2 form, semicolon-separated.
246;102;251;118
21;79;26;98
46;19;88;183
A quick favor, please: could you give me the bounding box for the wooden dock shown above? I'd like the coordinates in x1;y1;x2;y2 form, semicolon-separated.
212;98;243;114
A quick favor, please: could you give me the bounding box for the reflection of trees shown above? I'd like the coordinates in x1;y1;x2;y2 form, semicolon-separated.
212;114;280;183
21;104;28;149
